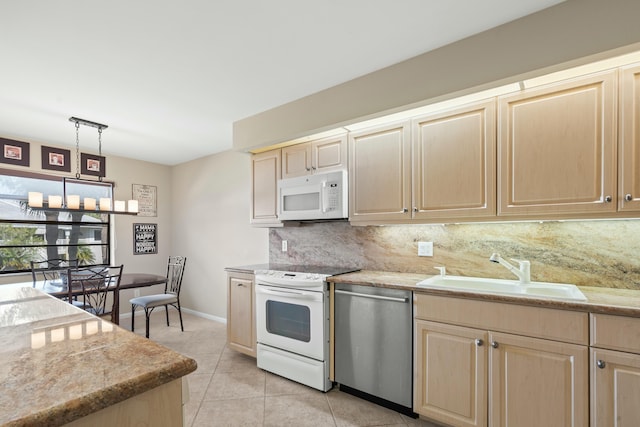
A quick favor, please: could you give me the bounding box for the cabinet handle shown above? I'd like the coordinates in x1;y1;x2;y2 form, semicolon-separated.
476;339;484;347
491;341;499;348
402;208;409;213
305;167;311;171
626;194;633;202
596;359;606;369
605;195;612;203
311;166;316;170
413;207;418;213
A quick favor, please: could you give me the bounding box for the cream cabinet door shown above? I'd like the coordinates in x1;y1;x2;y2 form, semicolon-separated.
489;332;588;427
412;99;496;220
415;320;488;427
250;149;281;226
282;144;312;179
282;134;347;179
227;273;256;357
497;70;617;217
312;133;347;174
619;63;640;212
591;348;640;427
349;121;411;222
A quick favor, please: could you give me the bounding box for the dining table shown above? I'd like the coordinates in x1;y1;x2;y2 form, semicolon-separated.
6;272;167;325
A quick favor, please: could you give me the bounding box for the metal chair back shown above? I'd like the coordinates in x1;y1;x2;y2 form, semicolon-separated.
165;256;186;296
67;265;124;323
30;258;78;287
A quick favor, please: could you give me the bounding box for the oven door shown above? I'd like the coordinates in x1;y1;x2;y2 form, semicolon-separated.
255;284;325;361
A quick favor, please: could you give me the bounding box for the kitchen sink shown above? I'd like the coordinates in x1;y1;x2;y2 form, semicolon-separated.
416;275;587;302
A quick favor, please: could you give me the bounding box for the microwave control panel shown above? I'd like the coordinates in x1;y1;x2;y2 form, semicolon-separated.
324;181;340;211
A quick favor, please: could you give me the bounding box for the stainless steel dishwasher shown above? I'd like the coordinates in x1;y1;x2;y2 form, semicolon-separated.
334;283;415;416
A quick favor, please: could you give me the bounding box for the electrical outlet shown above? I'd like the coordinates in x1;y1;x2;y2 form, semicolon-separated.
282;240;288;252
418;241;433;257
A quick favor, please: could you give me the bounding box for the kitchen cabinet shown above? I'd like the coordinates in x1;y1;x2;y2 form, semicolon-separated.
348;120;411;222
226;272;256;357
414;294;588;427
281;133;347;178
349;100;496;224
590;313;640;426
497;70;617;217
412;100;496;220
250;149;281;226
619;63;640;212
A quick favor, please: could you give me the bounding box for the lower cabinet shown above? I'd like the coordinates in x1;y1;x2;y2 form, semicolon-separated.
226;272;256;357
590;313;640;426
414;294;589;427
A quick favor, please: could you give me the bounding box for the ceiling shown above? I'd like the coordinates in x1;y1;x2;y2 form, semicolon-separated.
1;0;564;166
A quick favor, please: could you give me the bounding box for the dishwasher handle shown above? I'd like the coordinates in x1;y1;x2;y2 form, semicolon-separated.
335;289;409;303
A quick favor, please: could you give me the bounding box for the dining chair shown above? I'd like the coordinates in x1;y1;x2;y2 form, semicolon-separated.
130;256;186;338
30;258;78;287
67;265;124;324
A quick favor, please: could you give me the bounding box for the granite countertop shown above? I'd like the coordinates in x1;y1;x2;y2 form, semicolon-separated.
0;287;197;427
328;270;640;318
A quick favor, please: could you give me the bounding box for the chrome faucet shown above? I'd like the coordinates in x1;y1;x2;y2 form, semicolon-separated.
489;253;530;284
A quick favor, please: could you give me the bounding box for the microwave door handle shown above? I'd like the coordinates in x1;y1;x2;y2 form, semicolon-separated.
321;181;328;213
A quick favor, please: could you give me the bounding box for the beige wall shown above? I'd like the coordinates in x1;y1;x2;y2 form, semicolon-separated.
233;0;640;151
171;150;268;320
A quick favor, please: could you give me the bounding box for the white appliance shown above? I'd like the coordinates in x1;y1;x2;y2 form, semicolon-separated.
278;170;348;221
255;266;354;391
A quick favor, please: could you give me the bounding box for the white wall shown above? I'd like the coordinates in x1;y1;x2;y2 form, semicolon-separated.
171;150;268;320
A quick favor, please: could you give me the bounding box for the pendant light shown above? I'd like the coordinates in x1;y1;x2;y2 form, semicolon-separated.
27;117;139;215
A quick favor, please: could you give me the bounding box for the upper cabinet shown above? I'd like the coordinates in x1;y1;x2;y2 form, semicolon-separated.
497;70;617;217
349;121;412;222
349;100;496;224
250;149;281;226
281;133;347;179
412;100;496;220
619;64;640;212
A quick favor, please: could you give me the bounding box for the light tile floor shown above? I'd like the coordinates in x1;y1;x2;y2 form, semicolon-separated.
120;310;443;427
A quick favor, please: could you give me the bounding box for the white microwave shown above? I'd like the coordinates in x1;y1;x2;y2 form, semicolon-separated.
278;170;348;221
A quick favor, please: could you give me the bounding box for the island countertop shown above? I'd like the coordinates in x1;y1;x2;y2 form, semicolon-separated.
0;286;197;427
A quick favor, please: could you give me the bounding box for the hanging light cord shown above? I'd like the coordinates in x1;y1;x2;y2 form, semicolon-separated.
97;127;103;182
75;121;81;179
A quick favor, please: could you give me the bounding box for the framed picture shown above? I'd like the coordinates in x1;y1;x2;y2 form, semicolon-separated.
133;223;158;255
132;184;157;217
81;153;106;177
41;146;71;172
0;137;30;167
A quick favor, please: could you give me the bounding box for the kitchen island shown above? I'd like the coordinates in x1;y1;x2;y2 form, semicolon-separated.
0;286;197;426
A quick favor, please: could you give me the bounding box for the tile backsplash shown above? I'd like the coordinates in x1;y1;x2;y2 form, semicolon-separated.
270;220;640;289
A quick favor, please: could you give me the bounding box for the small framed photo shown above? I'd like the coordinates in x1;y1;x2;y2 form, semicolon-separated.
0;137;30;167
41;146;71;172
81;153;106;177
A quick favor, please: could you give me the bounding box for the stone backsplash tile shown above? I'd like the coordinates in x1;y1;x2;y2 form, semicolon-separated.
269;220;640;289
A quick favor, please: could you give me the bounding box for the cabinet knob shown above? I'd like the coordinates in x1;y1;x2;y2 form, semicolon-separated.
605;195;612;203
596;359;606;369
311;166;316;170
413;207;418;212
476;339;484;347
305;167;311;171
626;194;633;202
491;341;499;348
402;208;409;213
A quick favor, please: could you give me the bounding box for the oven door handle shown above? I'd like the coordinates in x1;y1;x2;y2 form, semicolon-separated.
256;286;321;301
334;289;409;303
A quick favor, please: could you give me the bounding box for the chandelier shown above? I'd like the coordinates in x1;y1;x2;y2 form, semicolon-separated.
27;117;138;215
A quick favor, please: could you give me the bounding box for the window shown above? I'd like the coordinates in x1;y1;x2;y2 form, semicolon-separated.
0;168;111;273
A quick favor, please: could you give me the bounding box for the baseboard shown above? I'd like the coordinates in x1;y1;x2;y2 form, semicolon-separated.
120;307;227;325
